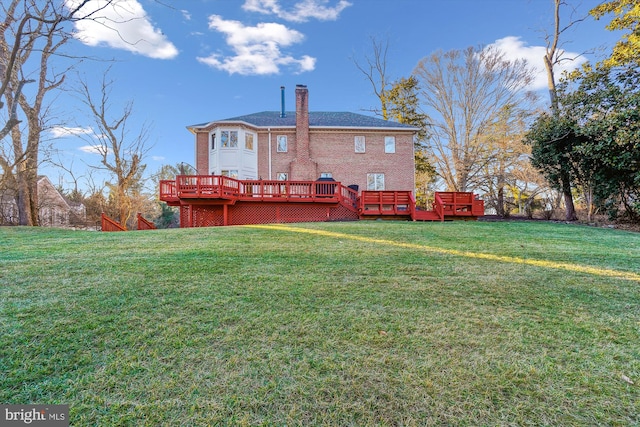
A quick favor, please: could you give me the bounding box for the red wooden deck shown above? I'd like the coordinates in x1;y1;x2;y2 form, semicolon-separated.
161;175;356;207
159;176;484;227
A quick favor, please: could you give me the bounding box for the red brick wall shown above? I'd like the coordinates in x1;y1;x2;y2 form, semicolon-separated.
254;128;414;190
309;130;415;191
195;132;209;175
256;129;296;180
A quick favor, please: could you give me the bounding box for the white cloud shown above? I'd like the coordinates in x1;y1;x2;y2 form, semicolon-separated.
197;15;316;75
78;145;107;155
152;155;165;161
65;0;178;59
243;0;352;22
486;36;587;91
49;126;95;138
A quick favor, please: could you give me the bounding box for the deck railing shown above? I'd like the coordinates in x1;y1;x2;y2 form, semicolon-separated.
360;190;415;216
137;213;157;230
435;192;483;217
160;175;358;210
159;180;178;201
101;213;126;231
175;175;240;198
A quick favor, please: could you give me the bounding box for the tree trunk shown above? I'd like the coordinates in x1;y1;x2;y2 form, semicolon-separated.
496;186;505;217
561;173;577;221
15;162;33;225
544;55;559;114
584;185;594;222
26;141;39;226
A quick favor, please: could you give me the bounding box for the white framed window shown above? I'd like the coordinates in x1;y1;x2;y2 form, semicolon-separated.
221;170;239;178
245;133;254;150
221;130;238;148
354;135;365;153
385;136;396;153
319;172;333;178
277;135;288;152
276;172;288;180
367;173;385;190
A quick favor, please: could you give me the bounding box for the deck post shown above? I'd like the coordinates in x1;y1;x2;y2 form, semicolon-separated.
223;204;228;226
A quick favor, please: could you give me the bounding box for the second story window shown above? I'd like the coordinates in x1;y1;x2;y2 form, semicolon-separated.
277;135;288;152
221;130;238;148
245;133;254;150
385;136;396;153
354;136;365;153
211;134;216;150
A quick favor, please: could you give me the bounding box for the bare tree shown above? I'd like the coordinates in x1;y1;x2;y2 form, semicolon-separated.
75;70;152;226
352;36;392;120
354;37;437;201
0;0;115;225
541;0;588;221
413;46;535;192
478;105;535;217
510;161;550;219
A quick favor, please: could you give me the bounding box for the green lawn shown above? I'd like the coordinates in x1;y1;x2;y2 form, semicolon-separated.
1;221;638;426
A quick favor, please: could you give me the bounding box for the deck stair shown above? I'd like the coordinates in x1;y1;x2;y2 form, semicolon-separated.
413;209;442;221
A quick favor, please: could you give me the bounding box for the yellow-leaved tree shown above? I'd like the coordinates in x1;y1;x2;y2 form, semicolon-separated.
591;0;640;67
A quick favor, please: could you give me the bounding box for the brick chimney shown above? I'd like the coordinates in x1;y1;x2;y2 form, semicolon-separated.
291;84;317;180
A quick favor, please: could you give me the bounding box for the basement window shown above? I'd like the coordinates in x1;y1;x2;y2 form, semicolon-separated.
277;173;288;180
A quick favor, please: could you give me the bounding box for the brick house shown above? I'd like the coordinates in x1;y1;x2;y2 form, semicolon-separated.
159;85;483;227
187;85;417;192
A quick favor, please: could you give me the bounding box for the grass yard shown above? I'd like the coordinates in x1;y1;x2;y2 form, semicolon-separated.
1;220;639;426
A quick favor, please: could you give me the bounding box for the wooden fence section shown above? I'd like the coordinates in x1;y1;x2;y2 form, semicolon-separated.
101;213;126;231
137;213;157;230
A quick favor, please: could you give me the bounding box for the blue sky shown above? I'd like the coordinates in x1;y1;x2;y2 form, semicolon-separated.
43;0;620;190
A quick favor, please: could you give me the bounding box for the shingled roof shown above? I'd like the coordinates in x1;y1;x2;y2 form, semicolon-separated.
189;111;418;131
